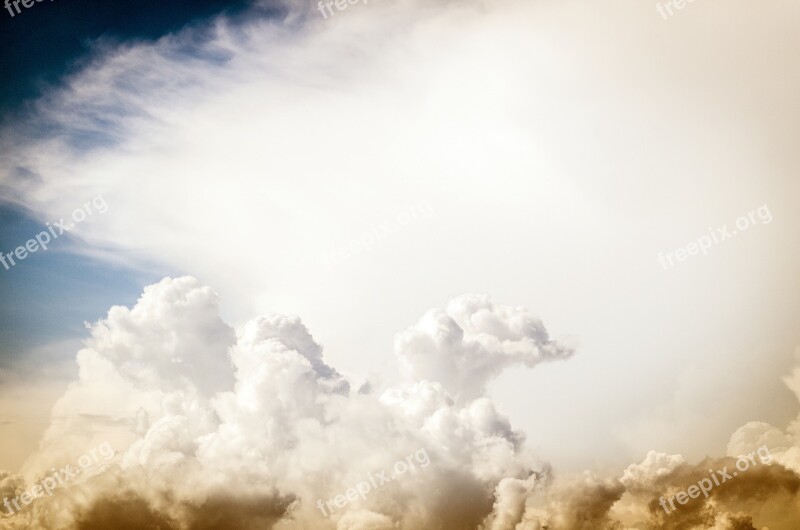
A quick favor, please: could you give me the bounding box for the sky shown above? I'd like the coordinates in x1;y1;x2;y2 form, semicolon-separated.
1;0;800;528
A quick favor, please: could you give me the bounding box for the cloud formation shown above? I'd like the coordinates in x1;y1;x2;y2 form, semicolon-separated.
0;277;572;529
479;351;800;530
395;294;573;402
1;0;799;528
2;278;799;529
2;0;800;478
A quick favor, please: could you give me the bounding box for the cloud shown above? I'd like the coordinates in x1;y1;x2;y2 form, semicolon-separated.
482;453;800;530
0;276;571;528
395;294;574;402
335;510;395;530
1;0;799;527
1;277;798;529
479;348;800;530
2;0;800;479
482;471;625;530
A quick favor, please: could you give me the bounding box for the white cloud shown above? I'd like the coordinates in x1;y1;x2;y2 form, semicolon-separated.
2;0;800;499
3;276;571;528
395;294;574;402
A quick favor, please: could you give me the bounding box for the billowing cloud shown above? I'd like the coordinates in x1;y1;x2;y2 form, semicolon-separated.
1;0;799;527
479;351;800;530
0;276;571;528
1;278;799;528
395;294;573;402
2;0;800;480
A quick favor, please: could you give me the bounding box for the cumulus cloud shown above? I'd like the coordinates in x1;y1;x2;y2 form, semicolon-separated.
0;276;572;529
2;0;800;481
0;277;800;530
482;471;625;530
1;0;799;527
395;294;573;402
478;347;800;530
481;452;800;530
2;278;799;529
